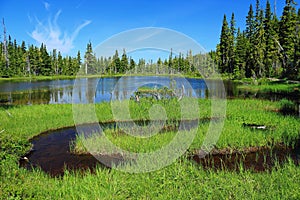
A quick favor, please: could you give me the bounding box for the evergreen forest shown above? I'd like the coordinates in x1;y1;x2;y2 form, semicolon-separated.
0;0;299;80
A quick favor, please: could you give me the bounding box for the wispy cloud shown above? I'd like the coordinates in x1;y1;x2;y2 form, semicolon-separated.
29;9;91;54
43;1;50;10
134;29;162;43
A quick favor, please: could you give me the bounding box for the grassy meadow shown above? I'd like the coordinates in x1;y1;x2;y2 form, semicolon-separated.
1;96;300;199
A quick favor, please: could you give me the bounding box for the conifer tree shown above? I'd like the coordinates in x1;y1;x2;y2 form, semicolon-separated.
228;13;236;74
294;8;300;78
112;50;121;74
84;41;97;74
219;14;230;74
40;43;52;75
253;1;266;77
234;29;247;78
264;0;279;77
120;49;128;73
245;4;256;77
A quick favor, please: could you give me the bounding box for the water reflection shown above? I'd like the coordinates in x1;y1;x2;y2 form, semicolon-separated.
0;77;214;105
0;76;298;105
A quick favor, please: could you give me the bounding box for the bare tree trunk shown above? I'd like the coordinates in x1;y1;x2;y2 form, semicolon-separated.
2;18;9;69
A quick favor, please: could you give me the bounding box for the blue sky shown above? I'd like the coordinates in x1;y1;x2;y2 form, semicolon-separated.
0;0;298;60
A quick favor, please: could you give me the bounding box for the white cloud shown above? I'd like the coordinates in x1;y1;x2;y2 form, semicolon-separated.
43;2;50;10
29;10;91;54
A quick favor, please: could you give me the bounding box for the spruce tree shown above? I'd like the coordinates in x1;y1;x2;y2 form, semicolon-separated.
264;0;278;77
245;4;255;77
76;51;81;74
294;8;300;78
219;14;230;74
39;43;52;75
120;49;128;73
234;29;247;78
279;0;297;78
253;2;266;77
112;50;121;74
228;13;236;74
129;58;135;71
84;41;97;74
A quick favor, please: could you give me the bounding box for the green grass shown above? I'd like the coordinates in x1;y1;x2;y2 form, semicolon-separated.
237;81;300;93
71;98;299;155
0;75;77;82
1;99;300;199
0;73;200;83
1;157;300;199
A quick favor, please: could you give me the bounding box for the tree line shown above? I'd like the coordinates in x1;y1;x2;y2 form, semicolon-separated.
0;36;210;77
1;0;299;80
0;35;82;77
215;0;300;80
82;41;209;76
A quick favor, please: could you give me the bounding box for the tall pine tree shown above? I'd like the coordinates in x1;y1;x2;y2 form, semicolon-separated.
245;4;256;77
219;14;230;74
279;0;297;78
84;41;97;74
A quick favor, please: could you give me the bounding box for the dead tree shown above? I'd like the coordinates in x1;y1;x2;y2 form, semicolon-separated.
2;18;9;69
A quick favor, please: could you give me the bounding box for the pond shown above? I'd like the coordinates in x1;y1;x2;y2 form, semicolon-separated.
1;76;299;105
19;119;200;176
19;121;300;177
0;76;232;105
3;76;297;175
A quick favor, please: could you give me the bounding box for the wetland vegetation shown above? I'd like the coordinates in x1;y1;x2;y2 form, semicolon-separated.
1;0;300;199
1;94;300;198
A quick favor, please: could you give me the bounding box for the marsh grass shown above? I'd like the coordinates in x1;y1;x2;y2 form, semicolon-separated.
279;98;298;115
1;98;300;199
237;81;300;93
2;156;300;199
71;129;181;154
71;99;300;154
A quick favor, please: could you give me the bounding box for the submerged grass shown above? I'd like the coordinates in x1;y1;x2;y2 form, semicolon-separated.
1;98;300;199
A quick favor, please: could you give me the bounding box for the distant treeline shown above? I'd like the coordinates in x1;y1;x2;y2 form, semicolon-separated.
0;38;81;77
0;0;299;80
0;37;213;77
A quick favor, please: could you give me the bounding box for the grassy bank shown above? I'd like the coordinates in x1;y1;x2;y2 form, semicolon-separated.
0;73;201;82
237;79;300;94
72;98;299;155
1;99;300;199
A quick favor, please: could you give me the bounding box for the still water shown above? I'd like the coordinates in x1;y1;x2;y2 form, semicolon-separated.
0;76;231;105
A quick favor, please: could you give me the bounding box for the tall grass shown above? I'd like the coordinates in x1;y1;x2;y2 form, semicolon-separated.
1;157;300;199
237;81;300;93
1;98;300;199
72;99;299;155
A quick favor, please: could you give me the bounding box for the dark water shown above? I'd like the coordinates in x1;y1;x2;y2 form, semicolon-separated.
19;120;200;177
191;144;300;172
20;120;300;176
19;125;100;176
